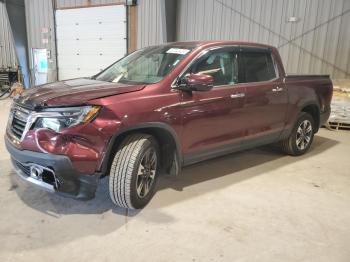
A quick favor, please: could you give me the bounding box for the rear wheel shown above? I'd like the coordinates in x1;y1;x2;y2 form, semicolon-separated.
109;133;159;209
280;112;315;156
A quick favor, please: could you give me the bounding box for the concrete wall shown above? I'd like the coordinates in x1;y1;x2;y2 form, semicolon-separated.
0;2;17;68
177;0;350;78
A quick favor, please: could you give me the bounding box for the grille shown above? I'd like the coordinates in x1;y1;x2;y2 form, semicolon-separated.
10;106;31;140
12;158;30;177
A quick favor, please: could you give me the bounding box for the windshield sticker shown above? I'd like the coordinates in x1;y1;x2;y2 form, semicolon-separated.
166;48;190;55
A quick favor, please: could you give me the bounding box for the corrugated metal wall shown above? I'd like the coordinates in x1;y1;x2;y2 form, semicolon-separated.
137;0;165;48
25;0;57;82
177;0;350;78
4;0;349;79
55;0;124;9
0;2;17;68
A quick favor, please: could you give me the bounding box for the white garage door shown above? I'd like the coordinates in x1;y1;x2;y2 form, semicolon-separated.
56;5;126;80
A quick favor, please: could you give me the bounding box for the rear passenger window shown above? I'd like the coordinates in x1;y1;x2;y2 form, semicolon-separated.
241;52;276;82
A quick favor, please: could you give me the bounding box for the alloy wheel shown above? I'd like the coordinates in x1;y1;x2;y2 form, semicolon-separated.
136;148;157;198
296;119;313;150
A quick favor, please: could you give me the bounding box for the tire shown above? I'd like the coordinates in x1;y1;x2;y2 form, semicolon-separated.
279;112;315;156
109;133;160;209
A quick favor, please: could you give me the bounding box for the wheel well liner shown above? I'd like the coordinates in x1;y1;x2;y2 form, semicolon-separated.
100;123;182;176
301;104;320;132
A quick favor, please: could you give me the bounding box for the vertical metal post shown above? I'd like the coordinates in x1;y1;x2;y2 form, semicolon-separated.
52;0;59;81
163;0;177;42
4;0;31;88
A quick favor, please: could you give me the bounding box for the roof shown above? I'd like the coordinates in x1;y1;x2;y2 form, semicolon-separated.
164;40;275;49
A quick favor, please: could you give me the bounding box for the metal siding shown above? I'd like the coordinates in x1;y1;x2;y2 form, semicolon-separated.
176;0;184;41
176;0;350;78
0;2;17;68
25;0;57;82
195;0;205;40
137;0;164;48
234;0;241;39
335;0;350;78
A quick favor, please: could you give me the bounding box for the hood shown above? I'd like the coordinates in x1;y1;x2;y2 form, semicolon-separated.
14;78;146;109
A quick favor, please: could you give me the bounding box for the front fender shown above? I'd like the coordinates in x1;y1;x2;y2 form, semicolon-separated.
98;122;183;176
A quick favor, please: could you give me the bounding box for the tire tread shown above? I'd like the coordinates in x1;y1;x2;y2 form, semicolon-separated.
109;134;152;209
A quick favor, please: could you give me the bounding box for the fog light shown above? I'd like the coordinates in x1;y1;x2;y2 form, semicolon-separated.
30;166;43;178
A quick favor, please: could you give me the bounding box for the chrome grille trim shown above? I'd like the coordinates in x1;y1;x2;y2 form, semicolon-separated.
7;104;33;142
6;104;66;143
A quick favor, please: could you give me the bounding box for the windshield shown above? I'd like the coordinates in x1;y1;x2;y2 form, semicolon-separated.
94;45;194;84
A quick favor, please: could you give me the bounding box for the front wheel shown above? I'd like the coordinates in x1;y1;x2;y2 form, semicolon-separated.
279;112;315;156
109;134;159;209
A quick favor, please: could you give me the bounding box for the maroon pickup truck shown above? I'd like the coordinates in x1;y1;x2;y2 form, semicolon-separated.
5;41;332;209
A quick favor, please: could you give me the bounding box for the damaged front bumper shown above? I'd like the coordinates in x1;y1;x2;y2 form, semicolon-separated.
5;137;100;200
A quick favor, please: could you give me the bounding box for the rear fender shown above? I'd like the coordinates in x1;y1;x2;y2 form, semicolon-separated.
281;100;321;140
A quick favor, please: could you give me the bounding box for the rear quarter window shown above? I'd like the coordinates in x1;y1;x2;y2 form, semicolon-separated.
241;52;276;82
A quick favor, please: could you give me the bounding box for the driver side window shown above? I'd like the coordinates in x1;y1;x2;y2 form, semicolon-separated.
188;50;238;86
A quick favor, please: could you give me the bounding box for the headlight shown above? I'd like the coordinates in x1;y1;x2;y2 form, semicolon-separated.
34;106;101;132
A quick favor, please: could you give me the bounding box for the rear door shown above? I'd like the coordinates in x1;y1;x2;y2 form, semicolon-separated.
239;47;287;143
180;47;246;159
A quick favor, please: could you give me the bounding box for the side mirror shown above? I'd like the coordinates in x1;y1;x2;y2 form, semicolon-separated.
178;74;214;92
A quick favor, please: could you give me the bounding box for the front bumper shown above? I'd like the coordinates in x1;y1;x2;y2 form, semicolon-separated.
5;137;100;200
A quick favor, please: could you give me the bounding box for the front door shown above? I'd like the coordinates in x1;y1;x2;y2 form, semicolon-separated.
179;47;246;162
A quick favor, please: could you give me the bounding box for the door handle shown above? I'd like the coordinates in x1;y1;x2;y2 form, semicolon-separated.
230;93;245;98
272;86;283;92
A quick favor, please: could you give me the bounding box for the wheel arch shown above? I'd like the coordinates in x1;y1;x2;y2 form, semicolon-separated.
100;122;182;177
300;103;320;132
